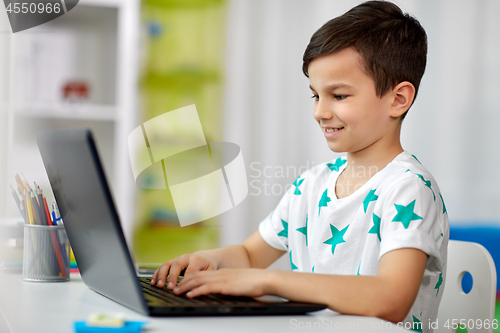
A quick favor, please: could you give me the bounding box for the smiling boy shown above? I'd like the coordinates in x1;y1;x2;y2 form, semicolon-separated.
151;1;449;330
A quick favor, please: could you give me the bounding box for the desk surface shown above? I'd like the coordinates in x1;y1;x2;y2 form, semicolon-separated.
0;273;411;333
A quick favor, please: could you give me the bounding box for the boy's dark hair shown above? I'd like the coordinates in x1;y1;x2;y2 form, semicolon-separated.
302;0;427;118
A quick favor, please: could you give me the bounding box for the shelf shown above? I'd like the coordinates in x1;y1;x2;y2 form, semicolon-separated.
0;0;139;245
14;104;117;121
11;5;118;107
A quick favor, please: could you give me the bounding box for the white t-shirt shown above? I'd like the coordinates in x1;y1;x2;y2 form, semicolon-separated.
259;151;449;332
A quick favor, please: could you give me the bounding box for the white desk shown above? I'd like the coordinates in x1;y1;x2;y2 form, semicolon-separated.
0;273;411;333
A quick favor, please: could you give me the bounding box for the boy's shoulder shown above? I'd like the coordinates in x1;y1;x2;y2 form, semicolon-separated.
373;152;444;211
388;152;439;187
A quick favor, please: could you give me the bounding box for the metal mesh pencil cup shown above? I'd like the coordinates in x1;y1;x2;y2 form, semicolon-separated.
22;224;70;282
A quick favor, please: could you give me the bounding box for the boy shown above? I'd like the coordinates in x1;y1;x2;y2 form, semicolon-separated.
151;1;449;330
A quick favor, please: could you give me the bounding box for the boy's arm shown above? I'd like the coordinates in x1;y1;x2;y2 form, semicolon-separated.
225;230;287;269
173;232;427;323
269;247;427;323
196;230;286;269
151;230;285;288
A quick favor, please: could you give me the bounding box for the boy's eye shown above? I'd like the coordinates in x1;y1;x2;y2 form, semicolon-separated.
311;94;319;101
334;95;347;101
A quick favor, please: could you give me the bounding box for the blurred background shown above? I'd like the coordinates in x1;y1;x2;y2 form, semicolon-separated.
1;0;500;279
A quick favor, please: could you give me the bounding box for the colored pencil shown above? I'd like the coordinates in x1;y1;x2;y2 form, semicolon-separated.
30;191;41;225
10;185;20;208
22;174;33;194
42;193;52;225
14;174;24;196
19;198;27;224
37;191;47;225
25;191;34;225
10;185;27;223
44;196;67;278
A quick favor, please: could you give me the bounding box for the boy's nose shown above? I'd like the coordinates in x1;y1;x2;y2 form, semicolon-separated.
313;101;334;122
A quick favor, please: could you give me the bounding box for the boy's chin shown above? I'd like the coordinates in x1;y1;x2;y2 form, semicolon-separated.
327;144;347;154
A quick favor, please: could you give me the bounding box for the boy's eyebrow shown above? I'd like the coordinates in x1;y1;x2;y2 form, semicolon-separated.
309;83;352;91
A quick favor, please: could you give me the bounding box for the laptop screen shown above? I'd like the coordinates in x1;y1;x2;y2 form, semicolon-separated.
37;129;148;314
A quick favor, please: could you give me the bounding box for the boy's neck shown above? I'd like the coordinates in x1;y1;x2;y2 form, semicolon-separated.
335;144;403;199
345;122;404;177
345;143;404;177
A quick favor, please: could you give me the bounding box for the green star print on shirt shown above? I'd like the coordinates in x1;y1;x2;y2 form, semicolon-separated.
363;189;378;213
326;157;346;172
258;151;449;332
416;173;436;201
296;215;308;246
439;193;447;214
277;219;288;238
434;272;443;296
318;189;331;216
289;251;298;270
323;224;349;255
368;213;381;241
392;200;423;229
411;315;423;333
293;177;304;195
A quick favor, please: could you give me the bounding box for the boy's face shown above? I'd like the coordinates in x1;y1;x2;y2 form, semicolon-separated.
308;48;398;155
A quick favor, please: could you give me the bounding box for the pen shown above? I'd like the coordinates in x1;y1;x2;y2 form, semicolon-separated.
42;193;52;225
51;201;69;272
52;202;62;225
33;188;55;274
44;197;67;278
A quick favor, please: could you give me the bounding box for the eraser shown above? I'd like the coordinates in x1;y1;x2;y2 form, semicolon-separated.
87;313;125;328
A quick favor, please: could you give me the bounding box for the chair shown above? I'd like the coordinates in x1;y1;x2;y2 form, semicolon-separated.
436;240;497;333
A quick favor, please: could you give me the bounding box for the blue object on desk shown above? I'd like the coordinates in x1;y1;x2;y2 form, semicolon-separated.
449;222;500;295
74;321;147;333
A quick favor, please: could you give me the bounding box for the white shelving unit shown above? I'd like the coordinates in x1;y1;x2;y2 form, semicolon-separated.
0;0;141;243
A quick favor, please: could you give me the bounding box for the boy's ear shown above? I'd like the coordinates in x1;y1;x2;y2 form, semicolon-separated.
390;81;415;118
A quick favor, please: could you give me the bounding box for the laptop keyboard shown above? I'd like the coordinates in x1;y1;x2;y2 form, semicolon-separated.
139;277;257;307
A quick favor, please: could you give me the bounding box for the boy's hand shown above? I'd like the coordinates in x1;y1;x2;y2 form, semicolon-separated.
171;268;273;298
150;232;285;291
150;252;217;290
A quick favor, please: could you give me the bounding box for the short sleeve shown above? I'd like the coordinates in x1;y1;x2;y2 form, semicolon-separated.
258;187;295;252
377;176;445;275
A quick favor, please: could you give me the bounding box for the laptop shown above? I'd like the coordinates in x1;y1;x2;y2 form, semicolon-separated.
36;129;326;316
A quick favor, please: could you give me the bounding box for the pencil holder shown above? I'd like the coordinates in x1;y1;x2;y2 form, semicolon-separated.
22;224;70;282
